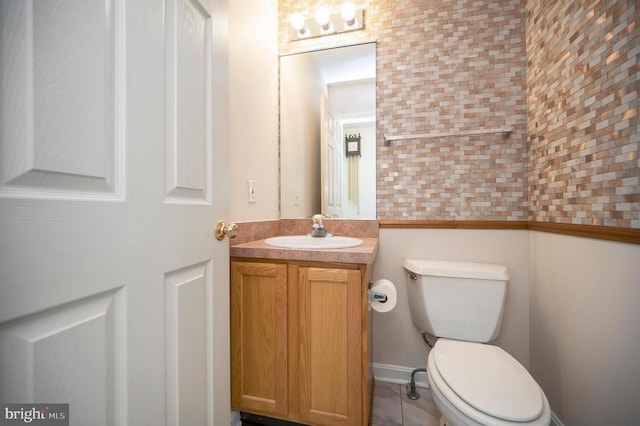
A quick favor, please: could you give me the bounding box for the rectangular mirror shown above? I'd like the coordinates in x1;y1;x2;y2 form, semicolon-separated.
280;42;376;219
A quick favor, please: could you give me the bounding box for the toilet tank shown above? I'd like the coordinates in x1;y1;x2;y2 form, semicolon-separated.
403;259;508;343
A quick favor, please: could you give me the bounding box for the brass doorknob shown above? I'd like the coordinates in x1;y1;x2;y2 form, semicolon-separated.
215;220;239;241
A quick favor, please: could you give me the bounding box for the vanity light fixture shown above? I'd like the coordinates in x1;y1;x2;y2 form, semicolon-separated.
289;2;364;41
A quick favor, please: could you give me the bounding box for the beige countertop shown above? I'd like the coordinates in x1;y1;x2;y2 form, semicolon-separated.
230;237;378;264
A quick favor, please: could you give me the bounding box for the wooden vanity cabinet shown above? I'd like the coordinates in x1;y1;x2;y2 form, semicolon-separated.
231;258;372;426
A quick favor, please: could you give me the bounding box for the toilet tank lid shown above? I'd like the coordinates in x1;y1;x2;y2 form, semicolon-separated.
403;259;509;281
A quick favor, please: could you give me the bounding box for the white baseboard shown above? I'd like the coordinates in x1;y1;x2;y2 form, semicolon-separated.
373;362;429;388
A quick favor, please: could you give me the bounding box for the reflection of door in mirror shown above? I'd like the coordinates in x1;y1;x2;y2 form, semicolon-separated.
321;94;343;218
280;43;376;219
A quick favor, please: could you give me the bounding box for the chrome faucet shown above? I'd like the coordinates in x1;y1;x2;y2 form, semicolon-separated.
311;214;327;237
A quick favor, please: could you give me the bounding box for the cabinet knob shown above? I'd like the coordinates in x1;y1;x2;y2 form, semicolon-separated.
215;220;239;241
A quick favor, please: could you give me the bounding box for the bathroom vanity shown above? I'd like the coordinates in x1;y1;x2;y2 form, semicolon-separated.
230;236;378;426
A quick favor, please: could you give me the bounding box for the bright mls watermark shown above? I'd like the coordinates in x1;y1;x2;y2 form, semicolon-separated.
0;404;68;426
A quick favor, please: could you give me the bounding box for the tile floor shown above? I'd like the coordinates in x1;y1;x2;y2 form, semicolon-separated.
372;381;442;426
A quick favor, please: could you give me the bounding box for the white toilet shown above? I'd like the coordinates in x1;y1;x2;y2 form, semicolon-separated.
404;259;551;426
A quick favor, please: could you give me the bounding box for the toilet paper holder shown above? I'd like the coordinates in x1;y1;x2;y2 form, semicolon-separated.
368;281;388;304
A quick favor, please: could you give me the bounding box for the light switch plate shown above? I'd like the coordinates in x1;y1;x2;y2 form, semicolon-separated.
248;180;256;203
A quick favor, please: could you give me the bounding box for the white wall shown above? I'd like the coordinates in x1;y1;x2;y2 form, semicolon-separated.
229;0;279;221
373;229;531;376
530;232;640;425
328;79;376;119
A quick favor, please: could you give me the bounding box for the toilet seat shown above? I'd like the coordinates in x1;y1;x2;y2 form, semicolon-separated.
428;339;550;426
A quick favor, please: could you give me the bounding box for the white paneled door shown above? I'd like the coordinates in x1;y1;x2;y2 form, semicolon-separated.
0;1;230;425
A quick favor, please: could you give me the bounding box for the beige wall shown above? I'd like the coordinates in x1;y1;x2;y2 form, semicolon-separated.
530;233;640;425
229;0;280;222
373;229;640;424
373;229;531;369
280;53;324;218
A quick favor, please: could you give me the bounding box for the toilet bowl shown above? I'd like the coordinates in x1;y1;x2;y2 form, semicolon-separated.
426;339;550;426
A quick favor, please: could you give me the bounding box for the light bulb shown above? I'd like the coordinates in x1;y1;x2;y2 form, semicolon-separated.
341;2;356;26
290;13;305;33
315;7;331;31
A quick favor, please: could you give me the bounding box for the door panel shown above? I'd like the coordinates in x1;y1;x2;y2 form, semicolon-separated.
165;261;213;426
0;1;229;425
0;0;124;200
0;288;126;426
165;0;212;203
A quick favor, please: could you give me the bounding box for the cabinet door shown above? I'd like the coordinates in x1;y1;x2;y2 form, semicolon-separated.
297;267;362;426
231;262;288;417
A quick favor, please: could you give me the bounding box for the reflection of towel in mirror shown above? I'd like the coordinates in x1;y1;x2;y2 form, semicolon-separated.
348;156;359;214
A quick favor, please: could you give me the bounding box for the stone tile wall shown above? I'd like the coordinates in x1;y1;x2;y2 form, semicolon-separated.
279;0;528;221
527;0;639;228
375;0;528;221
279;0;639;227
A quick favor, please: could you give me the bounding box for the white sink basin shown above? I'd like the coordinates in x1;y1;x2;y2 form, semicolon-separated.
264;235;363;249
